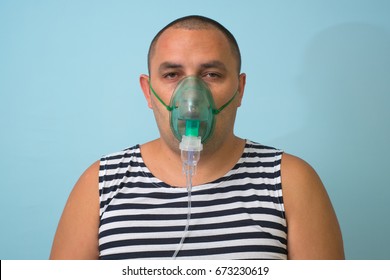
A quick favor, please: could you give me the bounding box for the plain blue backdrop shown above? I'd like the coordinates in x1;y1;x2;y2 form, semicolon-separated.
1;0;389;259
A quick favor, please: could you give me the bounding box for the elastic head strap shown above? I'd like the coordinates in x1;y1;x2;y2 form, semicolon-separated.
149;81;174;111
212;90;239;115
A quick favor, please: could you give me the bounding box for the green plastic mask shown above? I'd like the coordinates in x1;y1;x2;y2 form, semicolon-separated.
150;76;238;143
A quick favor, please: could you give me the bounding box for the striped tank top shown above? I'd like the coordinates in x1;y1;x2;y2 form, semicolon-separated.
98;140;287;259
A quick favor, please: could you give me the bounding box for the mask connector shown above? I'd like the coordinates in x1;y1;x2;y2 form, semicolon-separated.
179;135;202;177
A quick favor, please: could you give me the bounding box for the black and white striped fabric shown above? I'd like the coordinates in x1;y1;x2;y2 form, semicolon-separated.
98;140;287;259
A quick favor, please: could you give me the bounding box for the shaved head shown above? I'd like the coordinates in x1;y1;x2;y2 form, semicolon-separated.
147;15;241;75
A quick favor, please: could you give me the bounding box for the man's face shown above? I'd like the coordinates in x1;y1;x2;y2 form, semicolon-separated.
145;27;245;153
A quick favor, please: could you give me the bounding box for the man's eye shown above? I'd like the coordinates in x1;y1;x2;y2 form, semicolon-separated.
203;72;221;79
163;72;178;79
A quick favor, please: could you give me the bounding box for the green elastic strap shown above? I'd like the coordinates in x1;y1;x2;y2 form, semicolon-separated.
212;90;239;115
149;81;174;111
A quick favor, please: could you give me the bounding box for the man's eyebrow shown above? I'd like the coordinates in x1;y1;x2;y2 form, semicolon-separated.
157;60;227;73
158;62;183;72
200;60;227;71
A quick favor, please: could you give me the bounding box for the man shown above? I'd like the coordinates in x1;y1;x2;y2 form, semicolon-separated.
50;15;344;259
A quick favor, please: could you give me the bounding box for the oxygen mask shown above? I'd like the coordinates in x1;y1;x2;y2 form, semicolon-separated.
150;76;238;145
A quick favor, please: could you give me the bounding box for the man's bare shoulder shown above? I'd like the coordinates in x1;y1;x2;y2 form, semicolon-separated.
78;160;100;187
281;153;322;188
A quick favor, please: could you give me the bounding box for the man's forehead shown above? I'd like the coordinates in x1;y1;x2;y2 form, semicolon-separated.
152;28;229;59
156;27;224;45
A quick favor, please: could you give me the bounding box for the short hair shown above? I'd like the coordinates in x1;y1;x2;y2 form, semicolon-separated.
147;15;241;75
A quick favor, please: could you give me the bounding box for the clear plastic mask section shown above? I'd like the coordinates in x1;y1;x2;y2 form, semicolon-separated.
170;76;215;143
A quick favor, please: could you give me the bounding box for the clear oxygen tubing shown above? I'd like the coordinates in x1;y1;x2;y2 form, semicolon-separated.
172;136;202;259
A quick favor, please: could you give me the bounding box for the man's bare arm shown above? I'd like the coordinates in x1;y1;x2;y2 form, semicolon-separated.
281;153;345;259
50;161;100;259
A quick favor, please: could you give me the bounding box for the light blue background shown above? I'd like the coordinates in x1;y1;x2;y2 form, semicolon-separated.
0;0;389;260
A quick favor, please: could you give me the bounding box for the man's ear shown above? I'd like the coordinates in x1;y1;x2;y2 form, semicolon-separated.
237;73;246;107
140;74;153;109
